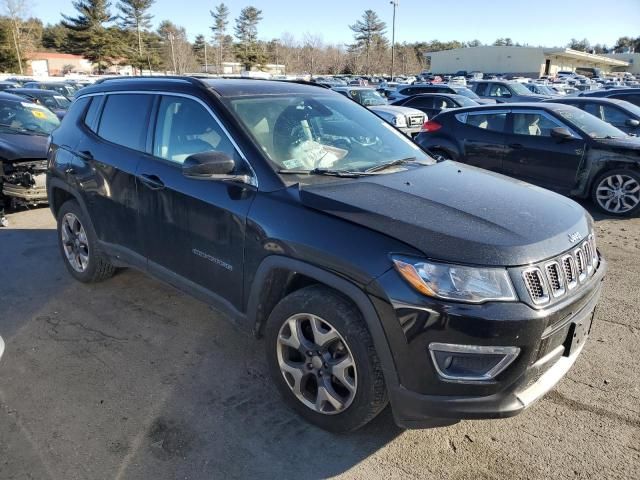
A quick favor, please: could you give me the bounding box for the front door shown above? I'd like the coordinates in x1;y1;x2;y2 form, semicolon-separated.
503;111;586;193
136;94;256;310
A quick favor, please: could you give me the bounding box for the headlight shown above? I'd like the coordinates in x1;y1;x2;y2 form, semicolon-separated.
393;116;407;127
392;257;517;303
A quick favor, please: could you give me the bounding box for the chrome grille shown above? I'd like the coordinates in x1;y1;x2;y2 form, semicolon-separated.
407;114;424;127
521;235;599;306
523;268;549;305
561;254;578;290
544;262;565;297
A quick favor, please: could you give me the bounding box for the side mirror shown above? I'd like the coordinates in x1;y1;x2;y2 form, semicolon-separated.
182;151;251;184
550;127;575;141
626;118;640;127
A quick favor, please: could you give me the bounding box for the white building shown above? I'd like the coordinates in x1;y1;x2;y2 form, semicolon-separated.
426;46;629;77
604;53;640;74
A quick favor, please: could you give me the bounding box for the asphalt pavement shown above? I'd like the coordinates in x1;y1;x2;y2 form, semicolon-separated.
0;206;638;480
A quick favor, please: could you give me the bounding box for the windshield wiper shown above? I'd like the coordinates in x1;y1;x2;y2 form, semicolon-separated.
278;168;378;178
365;157;425;173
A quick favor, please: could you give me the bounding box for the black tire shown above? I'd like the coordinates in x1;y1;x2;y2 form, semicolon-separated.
56;199;116;282
265;285;388;433
591;169;640;216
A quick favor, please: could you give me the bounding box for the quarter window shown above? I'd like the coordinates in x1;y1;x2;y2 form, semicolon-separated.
465;112;507;132
153;96;236;164
97;94;153;151
512;113;561;136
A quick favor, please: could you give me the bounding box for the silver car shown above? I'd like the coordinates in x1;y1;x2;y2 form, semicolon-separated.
332;86;426;137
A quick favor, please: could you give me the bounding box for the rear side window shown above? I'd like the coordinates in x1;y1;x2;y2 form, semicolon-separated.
474;83;488;96
97;94;153;151
512;113;561;136
406;97;434;108
465;112;507;132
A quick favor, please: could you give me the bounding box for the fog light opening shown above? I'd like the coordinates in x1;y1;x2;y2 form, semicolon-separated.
428;343;520;383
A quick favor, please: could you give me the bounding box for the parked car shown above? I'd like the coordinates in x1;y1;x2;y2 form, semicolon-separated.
47;77;605;432
332;86;426;137
543;97;640;135
578;88;640;108
415;103;640;215
525;83;561;97
0;81;20;91
0;92;60;224
0;335;4;362
387;84;495;104
469;80;552;103
22;81;77;99
390;93;479;118
7;88;72;119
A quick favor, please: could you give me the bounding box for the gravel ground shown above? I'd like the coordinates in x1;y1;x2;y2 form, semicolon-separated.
0;205;638;480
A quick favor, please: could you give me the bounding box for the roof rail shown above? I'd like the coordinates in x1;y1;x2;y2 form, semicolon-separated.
216;75;329;89
93;75;206;87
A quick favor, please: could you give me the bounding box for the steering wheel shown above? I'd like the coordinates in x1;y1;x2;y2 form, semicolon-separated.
351;135;379;147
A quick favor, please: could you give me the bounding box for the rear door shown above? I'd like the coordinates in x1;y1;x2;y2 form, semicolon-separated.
457;110;509;172
74;92;154;263
136;93;256;310
502;109;586;193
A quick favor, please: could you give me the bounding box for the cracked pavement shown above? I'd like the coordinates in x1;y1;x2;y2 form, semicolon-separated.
0;206;638;480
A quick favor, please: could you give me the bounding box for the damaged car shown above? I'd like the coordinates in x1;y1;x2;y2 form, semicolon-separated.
415;103;640;216
0;92;60;224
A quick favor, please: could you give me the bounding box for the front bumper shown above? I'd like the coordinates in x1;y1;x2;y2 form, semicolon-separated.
368;255;606;429
398;126;422;138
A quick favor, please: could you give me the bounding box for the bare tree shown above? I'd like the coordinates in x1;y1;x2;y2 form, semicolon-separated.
2;0;30;74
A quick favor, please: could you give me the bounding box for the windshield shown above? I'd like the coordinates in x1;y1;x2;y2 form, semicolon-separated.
351;89;387;106
556;107;627;139
53;95;71;108
536;85;557;95
509;82;535;95
453;87;480;100
228;93;430;173
454;95;479;107
0;99;60;135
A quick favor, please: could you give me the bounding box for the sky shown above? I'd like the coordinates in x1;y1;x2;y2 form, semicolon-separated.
31;0;640;47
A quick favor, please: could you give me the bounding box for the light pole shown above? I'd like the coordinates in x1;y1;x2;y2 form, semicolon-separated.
168;32;177;74
390;0;398;80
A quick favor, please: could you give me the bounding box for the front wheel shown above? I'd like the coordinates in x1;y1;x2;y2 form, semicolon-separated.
265;285;388;432
592;169;640;216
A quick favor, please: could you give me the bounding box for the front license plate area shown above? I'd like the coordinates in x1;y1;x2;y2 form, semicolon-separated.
564;310;594;356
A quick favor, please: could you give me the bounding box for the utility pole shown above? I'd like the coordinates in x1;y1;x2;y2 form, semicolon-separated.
168;32;177;73
390;0;398;80
204;41;209;73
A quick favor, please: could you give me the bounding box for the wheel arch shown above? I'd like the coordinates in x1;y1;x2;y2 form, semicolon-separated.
247;256;399;388
47;178;88;219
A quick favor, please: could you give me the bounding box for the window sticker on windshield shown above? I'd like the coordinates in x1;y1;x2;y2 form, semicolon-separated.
30;109;47;119
282;159;304;169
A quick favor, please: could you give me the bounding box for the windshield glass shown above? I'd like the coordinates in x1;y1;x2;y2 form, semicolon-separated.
556;107;627;139
0;99;60;135
509;82;534;95
453;87;480;99
53;95;71;108
229;94;430;173
536;85;556;95
351;89;386;106
454;95;479;107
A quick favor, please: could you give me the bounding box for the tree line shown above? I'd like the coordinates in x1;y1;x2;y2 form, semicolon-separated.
1;0;638;76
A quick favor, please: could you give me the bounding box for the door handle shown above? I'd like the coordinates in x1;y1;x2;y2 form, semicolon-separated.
64;167;76;175
79;150;94;160
138;173;165;190
508;143;524;149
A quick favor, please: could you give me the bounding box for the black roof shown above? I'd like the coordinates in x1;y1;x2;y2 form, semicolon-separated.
579;88;640;97
79;76;331;98
0;91;36;102
542;96;636;107
441;102;581;115
6;88;60;96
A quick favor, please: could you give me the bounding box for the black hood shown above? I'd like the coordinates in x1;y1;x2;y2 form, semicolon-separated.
593;136;640;157
299;161;591;266
0;132;49;161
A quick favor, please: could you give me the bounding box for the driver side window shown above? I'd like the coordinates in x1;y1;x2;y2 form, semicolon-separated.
154;96;236;164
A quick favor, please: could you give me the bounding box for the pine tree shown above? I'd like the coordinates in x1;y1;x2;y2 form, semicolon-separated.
349;10;386;75
192;33;208;69
42;23;70;50
210;2;229;72
117;0;154;59
233;6;265;70
62;0;121;73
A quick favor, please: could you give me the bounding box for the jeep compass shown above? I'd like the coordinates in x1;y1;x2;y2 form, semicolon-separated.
47;78;606;432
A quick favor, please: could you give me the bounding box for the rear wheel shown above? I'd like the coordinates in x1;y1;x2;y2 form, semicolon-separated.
592;169;640;216
265;285;387;432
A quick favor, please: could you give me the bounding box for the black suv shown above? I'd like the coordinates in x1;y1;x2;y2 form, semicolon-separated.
47;77;606;432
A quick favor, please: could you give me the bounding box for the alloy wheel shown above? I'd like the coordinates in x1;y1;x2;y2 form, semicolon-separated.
61;213;90;273
276;313;357;415
595;174;640;214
